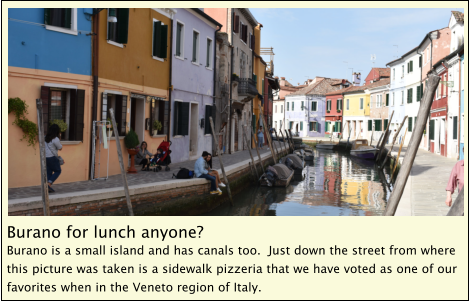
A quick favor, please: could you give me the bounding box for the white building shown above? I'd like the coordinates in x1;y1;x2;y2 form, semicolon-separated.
273;99;285;133
403;49;423;146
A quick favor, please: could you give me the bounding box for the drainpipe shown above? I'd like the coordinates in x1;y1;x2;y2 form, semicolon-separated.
89;9;99;180
168;16;173;142
427;34;433;151
229;8;233;154
458;56;461;159
251;35;255;148
213;24;222;155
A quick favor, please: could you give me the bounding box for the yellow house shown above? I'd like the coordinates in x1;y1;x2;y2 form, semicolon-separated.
342;85;371;140
252;24;266;146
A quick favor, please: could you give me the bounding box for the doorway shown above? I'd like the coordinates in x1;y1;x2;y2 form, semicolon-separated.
189;103;198;159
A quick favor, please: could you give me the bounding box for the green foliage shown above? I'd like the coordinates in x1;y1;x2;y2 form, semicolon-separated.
106;117;118;131
153;120;162;131
124;127;139;149
8;97;38;148
50;119;67;132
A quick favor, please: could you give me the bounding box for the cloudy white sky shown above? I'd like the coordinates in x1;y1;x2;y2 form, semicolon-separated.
251;8;465;85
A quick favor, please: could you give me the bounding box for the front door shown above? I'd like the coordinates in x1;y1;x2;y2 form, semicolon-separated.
189;103;198;158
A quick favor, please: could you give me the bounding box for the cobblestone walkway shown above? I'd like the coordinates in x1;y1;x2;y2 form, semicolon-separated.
8;140;288;200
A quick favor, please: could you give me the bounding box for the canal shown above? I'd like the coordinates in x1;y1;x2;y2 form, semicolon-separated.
204;149;394;216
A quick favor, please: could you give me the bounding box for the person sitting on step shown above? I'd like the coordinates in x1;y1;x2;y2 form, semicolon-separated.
195;151;221;195
205;153;225;193
136;141;153;171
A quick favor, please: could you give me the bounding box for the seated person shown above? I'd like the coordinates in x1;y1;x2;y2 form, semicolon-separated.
150;148;164;165
195;151;221;195
136;141;153;171
205;153;225;192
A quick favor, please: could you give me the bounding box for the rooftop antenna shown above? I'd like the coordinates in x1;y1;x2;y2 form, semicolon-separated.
393;45;398;59
370;54;376;67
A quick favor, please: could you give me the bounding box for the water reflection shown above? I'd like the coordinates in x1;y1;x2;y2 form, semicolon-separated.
204;149;393;216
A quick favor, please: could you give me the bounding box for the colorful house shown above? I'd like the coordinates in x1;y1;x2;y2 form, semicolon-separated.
365;80;390;143
324;84;353;138
94;8;175;177
342;85;371;140
363;67;390;85
170;9;221;162
8;8;93;188
252;24;265;146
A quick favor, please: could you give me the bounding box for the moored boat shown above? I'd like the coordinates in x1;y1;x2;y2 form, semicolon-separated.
349;139;378;160
259;164;294;187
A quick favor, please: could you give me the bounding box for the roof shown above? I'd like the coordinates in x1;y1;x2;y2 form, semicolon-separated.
343;78;390;95
325;86;355;96
433;44;465;69
374;68;390;78
238;8;258;27
386;47;419;66
289;78;347;96
451;11;464;22
417;27;449;50
190;8;223;27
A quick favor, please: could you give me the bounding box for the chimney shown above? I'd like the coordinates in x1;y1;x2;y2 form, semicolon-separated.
280;77;286;86
352;72;361;86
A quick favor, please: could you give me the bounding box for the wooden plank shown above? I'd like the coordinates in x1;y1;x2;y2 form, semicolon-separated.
447;185;464;216
109;108;134;216
249;125;266;175
36;99;50;216
241;125;259;180
260;114;277;163
379;115;408;169
392;127;408;177
209;117;233;205
384;72;441;216
376;110;394;163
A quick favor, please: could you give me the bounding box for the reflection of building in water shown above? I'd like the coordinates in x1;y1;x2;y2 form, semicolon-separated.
324;153;342;194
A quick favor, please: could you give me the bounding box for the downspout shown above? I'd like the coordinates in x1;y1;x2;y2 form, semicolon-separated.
89;9;99;180
213;24;222;155
251;32;255;148
427;34;433;151
168;16;173;142
458;56;461;159
229;8;233;154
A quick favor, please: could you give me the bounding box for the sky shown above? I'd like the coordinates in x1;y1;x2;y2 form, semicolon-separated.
251;8;464;86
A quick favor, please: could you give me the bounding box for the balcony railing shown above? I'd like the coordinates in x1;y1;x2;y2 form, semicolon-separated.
238;78;258;98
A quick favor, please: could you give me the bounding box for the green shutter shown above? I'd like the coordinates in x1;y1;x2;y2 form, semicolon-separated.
419;56;422;68
430;120;434;140
420;83;424;100
44;8;51;25
384;119;388;131
287;102;289;111
292;102;294;111
453;116;458;140
176;23;182;57
153;21;162;57
368;120;372;131
159;25;168;58
408;117;412;131
325;121;328;132
386;94;389;106
375;120;382;131
300;122;303;131
416;86;420;101
301;101;304;110
117;8;129;44
411;60;413;72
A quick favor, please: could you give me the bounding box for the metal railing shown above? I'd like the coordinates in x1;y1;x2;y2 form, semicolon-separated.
238;78;258;97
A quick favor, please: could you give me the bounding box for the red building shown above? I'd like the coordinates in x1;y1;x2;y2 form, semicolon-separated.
429;62;449;157
324;85;353;137
363;67;390;85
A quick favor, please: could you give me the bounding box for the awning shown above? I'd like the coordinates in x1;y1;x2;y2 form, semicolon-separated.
266;77;280;90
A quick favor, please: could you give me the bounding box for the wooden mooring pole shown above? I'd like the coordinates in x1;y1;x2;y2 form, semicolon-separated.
209;117;233;205
383;72;441;216
379;115;408;169
391;127;408;177
376;110;394;163
447;185;464;216
279;129;289;153
261;114;278;163
273;129;283;157
36;99;51;216
109;108;134;216
241;125;259;180
249;125;266;175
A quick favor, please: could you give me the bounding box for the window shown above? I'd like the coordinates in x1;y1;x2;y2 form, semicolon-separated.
153;19;168;60
326;100;331;111
375;120;382;131
192;30;200;64
300;122;303;131
204;105;215;135
173;101;189;136
310;122;318;132
101;92;127;137
206;38;213;69
175;22;184;58
453;116;458;140
107;9;129;45
44;8;78;34
287;102;289;111
325;121;329;132
311;101;317;111
368;120;372;131
386;94;389;106
239;22;248;44
40;86;85;141
291;102;294;111
416;85;421;102
281;105;283;113
289;121;293;130
346;99;349;110
401;91;404;105
150;99;169;136
376;95;380;108
232;12;239;34
360;98;364;110
384;119;388;130
419;56;422;68
337;99;342;111
408;117;413;131
436;78;441;99
301;101;304;110
407;88;413;103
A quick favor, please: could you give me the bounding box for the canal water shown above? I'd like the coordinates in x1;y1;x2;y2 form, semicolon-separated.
204;149;394;216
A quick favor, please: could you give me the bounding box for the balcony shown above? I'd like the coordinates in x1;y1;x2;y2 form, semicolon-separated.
238;78;258;100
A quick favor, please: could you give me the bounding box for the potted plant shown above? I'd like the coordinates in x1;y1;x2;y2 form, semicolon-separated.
326;110;330;113
152;120;162;136
106;117;118;138
50;119;67;139
124;128;140;174
337;109;341;113
232;73;239;82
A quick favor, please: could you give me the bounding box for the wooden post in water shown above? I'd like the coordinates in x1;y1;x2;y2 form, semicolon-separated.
260;114;278;163
242;125;259;180
273;129;282;157
36;99;51;216
376;110;394;163
379;115;408;169
109;108;134;216
391;127;408;177
375;132;384;149
209;117;233;205
370;129;374;146
249;125;266;175
384;72;440;216
286;129;295;151
447;185;464;216
279;129;288;153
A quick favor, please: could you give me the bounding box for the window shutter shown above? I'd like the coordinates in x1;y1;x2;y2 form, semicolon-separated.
325;121;328;132
117;8;129;44
292;102;294;111
375;120;382;131
234;14;239;33
453;116;458;140
180;102;189;136
430;120;434;140
64;8;72;29
173;102;179;136
251;33;255;50
44;8;51;25
368;120;372;131
408;117;412;131
287;102;289;111
384;119;388;131
205;105;211;134
153;21;162;57
410;60;413;72
119;95;128;136
150;99;155;134
162;100;169;136
101;93;108;121
159;24;168;58
407;62;409;73
192;32;198;62
40;86;50;134
176;23;181;57
252;114;256;133
420;83;424;100
419;56;422;67
317;122;320;132
386;94;389;106
73;89;85;141
300;122;303;131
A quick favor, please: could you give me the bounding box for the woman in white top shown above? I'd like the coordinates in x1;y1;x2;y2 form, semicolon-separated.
45;124;63;193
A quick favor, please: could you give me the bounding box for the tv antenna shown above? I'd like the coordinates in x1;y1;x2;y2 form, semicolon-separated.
371;54;376;67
